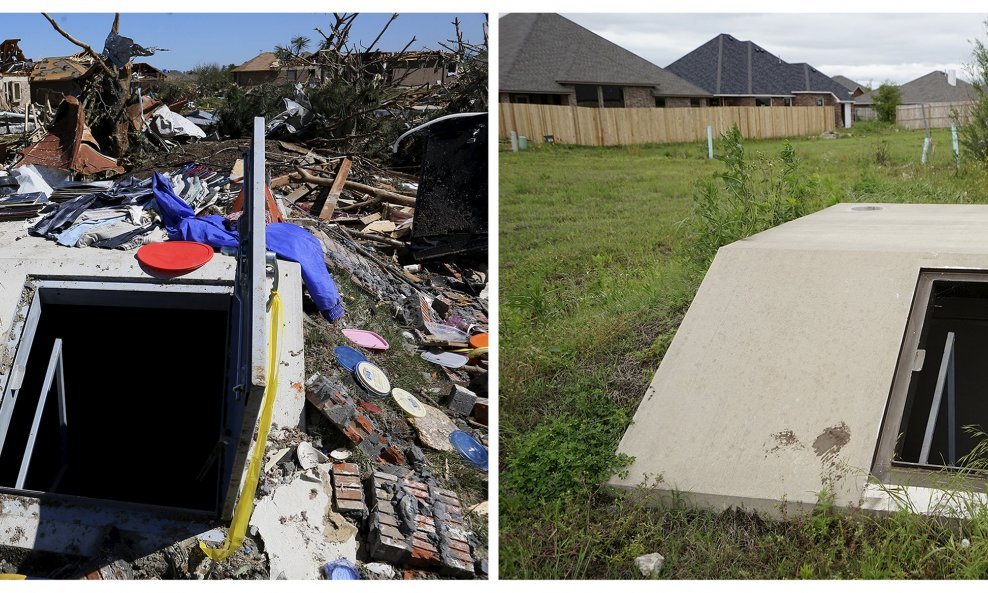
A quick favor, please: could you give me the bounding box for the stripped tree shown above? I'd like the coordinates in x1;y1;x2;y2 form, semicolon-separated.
41;13;161;158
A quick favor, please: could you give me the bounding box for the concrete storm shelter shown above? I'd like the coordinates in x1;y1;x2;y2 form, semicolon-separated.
611;203;988;516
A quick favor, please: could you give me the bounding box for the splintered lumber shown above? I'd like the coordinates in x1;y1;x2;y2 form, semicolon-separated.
319;157;351;221
293;166;416;207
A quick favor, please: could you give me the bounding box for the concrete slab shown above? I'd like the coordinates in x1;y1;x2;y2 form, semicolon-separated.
249;463;357;580
610;203;988;516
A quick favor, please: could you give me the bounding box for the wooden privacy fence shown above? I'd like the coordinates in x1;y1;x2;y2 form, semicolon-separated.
499;103;837;146
896;101;975;130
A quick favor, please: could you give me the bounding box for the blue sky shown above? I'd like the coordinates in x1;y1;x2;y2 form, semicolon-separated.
0;13;487;71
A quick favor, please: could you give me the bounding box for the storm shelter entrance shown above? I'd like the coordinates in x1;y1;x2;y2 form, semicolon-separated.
0;281;235;514
877;270;988;484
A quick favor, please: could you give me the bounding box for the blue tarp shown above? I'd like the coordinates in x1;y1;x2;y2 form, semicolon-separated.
152;172;345;321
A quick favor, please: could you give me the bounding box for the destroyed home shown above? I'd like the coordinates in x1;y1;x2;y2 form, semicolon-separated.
0;40;31;112
666;33;855;127
0;11;489;581
29;55;93;106
359;50;459;90
499;13;711;107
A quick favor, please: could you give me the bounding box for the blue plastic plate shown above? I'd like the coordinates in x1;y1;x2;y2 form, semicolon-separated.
322;558;359;580
334;345;367;372
449;430;488;471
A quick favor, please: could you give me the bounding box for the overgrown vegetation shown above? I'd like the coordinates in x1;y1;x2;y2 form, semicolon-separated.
961;19;988;163
874;82;901;123
686;125;809;267
500;126;988;578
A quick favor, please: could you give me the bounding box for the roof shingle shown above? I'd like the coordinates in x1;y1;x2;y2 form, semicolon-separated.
499;13;710;97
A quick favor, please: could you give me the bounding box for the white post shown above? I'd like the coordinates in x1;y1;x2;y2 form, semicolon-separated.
951;123;960;169
510;130;519;153
921;136;931;164
707;125;714;159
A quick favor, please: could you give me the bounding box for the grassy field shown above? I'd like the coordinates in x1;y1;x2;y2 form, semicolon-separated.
499;122;988;579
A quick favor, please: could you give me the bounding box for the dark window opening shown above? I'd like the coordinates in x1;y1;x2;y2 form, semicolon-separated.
756;97;771;107
816;98;825;106
0;287;231;513
690;98;701;107
709;98;722;107
655;97;666;108
575;84;598;108
600;86;624;108
784;98;793;107
893;279;988;469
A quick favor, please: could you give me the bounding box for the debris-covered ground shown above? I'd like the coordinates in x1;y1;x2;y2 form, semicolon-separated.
0;11;488;581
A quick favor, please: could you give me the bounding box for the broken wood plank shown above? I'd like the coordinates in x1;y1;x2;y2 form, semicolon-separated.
319;157;351;221
293;166;415;207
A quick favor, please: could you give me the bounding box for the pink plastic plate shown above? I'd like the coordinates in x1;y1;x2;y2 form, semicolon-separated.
342;328;390;351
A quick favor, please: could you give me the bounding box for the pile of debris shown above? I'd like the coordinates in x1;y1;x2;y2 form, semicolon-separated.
0;12;488;581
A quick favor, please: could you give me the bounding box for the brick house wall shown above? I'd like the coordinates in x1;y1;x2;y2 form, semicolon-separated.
723;97;756;107
792;93;843;128
664;97;691;108
622;86;654;108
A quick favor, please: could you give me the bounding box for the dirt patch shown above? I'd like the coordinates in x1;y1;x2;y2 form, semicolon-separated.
766;429;803;455
812;422;850;458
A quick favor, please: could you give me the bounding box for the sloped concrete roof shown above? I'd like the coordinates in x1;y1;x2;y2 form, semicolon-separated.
611;203;988;516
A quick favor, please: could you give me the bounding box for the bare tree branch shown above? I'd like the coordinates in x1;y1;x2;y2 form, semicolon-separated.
41;12;114;77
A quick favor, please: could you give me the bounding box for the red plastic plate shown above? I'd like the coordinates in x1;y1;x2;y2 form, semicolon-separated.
137;241;214;274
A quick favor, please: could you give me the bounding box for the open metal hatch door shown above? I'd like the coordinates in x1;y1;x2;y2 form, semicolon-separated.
219;116;271;519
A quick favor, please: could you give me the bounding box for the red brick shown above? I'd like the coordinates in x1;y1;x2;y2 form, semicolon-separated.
355;414;375;434
333;462;360;475
336;488;363;501
333;474;361;487
378;446;405;465
342;425;363;444
471;398;488;425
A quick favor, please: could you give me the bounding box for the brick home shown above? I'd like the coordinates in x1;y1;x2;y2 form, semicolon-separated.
666;34;854;128
499;13;710;108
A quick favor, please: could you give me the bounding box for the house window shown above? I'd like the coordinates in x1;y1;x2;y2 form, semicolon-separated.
709;98;721;107
511;95;530;104
815;98;824;106
784;98;793;107
447;62;458;76
874;270;988;486
655;97;666;108
574;84;598;107
756;97;771;107
600;86;624;108
690;98;701;107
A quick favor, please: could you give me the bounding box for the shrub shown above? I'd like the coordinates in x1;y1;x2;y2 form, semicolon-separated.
873;83;901;123
686;124;810;267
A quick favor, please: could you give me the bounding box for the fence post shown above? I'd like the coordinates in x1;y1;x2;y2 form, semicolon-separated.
707;125;714;159
951;122;960;169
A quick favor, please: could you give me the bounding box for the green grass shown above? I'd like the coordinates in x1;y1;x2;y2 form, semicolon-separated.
499;126;988;579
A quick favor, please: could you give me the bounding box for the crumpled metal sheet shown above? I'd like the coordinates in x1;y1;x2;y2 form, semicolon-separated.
102;32;156;69
14;96;124;177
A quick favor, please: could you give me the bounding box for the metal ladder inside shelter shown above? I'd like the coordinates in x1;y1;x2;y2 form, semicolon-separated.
919;331;958;467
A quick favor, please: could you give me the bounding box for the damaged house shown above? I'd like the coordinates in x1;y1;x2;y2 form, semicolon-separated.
231;52;319;87
0;39;31;110
29;54;94;106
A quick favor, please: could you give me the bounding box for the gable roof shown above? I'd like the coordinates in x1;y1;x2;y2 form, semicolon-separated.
499;13;710;97
666;34;853;101
856;71;978;105
232;51;314;73
832;75;867;93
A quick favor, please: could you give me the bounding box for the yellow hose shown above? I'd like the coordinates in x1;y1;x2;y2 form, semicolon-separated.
200;290;283;561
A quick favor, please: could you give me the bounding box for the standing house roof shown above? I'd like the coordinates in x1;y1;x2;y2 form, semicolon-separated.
499;13;710;98
666;34;853;102
856;71;978;105
832;75;868;95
